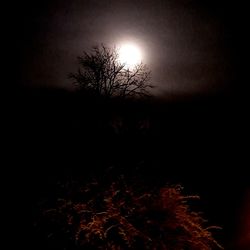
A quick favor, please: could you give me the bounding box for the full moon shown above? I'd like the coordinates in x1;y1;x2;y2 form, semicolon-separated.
118;43;142;69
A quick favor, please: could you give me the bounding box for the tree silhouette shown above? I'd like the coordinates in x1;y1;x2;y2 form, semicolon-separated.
69;45;153;98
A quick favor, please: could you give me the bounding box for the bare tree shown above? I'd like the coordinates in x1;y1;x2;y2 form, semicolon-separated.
69;45;153;98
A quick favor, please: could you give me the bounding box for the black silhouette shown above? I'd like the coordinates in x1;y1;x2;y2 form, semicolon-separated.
69;45;153;98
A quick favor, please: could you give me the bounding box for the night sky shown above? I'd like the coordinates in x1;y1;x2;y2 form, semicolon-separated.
15;0;245;97
8;1;249;249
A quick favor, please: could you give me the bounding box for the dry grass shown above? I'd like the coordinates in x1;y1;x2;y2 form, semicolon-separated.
41;177;223;249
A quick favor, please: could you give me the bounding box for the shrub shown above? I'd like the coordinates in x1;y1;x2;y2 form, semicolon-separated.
37;176;222;249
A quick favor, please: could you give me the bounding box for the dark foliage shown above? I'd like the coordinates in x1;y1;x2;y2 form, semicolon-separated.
36;175;222;250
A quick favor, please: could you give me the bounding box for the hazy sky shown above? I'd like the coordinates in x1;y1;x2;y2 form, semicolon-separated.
17;0;240;96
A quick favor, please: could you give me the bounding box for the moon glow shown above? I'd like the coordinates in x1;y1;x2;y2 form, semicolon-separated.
118;43;142;69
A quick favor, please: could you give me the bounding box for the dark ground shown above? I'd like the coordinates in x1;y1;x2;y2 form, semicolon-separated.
5;86;249;249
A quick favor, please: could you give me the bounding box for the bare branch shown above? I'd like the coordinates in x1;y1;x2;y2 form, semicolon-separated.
69;45;153;98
